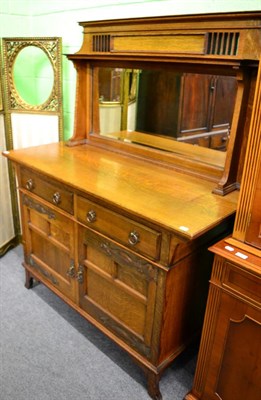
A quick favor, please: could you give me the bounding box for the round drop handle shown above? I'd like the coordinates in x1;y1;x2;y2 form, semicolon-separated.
86;210;96;223
128;231;140;246
52;192;61;205
25;179;34;191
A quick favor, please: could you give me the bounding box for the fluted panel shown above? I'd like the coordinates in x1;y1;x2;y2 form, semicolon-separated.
233;58;261;241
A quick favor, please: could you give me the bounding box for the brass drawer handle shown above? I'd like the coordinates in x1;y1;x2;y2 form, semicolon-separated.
128;230;140;246
52;192;61;205
25;178;34;191
86;210;96;223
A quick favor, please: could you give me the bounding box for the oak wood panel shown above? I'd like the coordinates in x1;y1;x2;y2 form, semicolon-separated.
77;12;261;60
20;192;76;301
78;225;158;359
223;261;261;304
112;34;206;54
158;244;213;366
216;312;260;400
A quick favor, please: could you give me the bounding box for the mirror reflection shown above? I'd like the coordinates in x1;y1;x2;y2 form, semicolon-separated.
97;67;238;153
13;46;54;106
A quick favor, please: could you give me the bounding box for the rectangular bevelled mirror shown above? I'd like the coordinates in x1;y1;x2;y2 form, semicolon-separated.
97;67;237;154
90;65;240;176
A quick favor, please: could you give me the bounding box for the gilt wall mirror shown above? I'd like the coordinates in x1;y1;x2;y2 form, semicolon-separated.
2;37;63;148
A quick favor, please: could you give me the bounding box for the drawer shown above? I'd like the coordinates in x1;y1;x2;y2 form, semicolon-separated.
223;262;261;305
20;168;74;214
77;196;161;260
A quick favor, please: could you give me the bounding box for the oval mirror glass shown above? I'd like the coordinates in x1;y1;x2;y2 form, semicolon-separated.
13;46;54;106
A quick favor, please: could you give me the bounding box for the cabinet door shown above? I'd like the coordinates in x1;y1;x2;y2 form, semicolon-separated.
210;76;237;131
78;226;159;359
178;73;213;136
178;74;237;150
202;290;261;400
136;69;181;137
21;193;76;301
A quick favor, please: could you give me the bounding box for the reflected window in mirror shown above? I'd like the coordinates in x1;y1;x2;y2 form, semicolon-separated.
98;68;139;135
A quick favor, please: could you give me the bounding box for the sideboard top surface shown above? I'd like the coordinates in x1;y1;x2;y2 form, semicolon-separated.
4;142;238;239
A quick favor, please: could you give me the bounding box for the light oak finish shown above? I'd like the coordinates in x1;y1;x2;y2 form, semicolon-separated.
3;12;261;400
5;142;237;399
185;239;261;400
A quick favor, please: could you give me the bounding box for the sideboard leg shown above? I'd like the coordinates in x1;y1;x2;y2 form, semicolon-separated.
25;269;34;289
184;392;198;400
147;371;162;400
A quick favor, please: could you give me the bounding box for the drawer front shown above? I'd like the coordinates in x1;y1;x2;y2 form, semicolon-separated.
20;168;74;214
224;262;261;305
77;196;161;260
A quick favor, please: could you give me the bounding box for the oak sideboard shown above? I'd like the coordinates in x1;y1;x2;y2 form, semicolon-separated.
4;11;261;399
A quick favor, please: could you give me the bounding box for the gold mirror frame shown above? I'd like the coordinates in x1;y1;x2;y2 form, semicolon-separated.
2;37;62;113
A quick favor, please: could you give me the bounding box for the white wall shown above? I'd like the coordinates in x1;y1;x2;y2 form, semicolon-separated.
1;0;261;139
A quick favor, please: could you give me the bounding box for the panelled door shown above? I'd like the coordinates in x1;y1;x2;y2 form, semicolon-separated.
78;225;159;360
21;192;76;301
